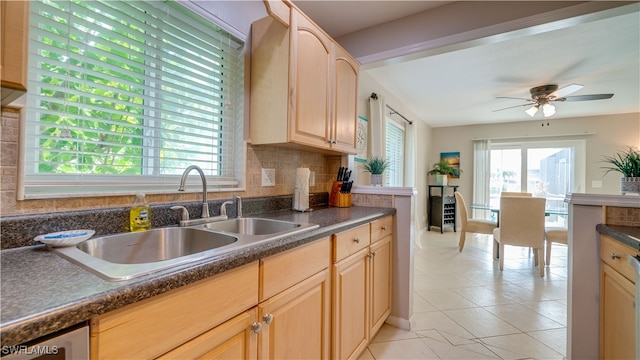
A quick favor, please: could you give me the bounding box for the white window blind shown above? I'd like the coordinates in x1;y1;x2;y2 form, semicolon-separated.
21;0;245;199
385;118;404;186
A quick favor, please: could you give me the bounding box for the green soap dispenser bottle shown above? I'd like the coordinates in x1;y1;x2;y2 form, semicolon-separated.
130;193;151;232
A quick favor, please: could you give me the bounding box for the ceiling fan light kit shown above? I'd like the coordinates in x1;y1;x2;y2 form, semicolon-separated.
494;83;614;118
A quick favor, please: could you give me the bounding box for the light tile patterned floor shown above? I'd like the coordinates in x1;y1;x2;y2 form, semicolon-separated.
361;229;568;360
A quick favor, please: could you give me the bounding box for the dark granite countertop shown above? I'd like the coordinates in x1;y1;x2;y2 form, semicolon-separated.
1;206;395;346
596;224;640;250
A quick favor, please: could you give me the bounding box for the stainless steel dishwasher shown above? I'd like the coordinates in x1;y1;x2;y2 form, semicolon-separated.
1;326;88;360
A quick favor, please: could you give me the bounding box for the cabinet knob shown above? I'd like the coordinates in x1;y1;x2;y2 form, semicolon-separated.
251;322;262;334
610;252;621;260
371;251;376;256
263;313;274;325
354;237;360;244
381;226;388;231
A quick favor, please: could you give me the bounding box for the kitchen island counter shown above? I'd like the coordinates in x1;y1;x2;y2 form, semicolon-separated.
1;205;394;346
596;223;640;249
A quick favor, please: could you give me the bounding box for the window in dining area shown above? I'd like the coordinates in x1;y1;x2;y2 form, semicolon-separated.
488;139;586;226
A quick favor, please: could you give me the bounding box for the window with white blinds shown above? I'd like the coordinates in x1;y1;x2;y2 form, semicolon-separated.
21;0;245;198
385;118;405;186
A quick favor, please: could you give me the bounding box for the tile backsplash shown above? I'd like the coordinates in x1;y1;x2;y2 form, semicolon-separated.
605;206;640;227
1;107;343;217
1;193;329;250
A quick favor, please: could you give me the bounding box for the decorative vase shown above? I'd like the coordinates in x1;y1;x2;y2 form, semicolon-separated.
371;174;383;186
621;177;640;195
436;174;448;186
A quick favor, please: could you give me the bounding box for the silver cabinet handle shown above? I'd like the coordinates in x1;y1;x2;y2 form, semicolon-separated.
610;252;621;260
251;322;262;334
354;237;360;244
263;313;274;325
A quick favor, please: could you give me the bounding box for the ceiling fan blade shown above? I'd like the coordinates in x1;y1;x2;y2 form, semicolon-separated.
557;94;614;102
492;102;536;112
496;96;533;101
549;83;584;98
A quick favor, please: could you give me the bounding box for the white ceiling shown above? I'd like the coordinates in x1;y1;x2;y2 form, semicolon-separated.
294;1;640;127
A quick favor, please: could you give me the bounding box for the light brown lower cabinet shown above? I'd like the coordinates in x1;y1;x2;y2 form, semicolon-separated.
158;308;259;359
258;268;331;359
600;234;637;359
90;262;260;359
257;236;331;359
89;217;392;360
332;216;393;359
333;246;369;359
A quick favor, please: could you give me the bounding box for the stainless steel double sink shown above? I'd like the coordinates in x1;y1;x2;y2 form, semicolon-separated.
52;218;318;281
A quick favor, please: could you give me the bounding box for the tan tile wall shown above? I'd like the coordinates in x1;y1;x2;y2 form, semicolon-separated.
0;107;342;216
605;206;640;227
352;193;394;208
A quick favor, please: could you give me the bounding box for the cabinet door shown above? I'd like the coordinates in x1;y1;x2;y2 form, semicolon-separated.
332;46;358;154
289;9;333;149
601;263;636;360
369;236;392;336
157;309;258;360
258;269;331;360
1;0;29;104
333;248;369;360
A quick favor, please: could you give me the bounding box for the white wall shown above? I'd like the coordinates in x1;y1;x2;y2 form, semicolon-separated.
358;73;639;234
429;112;640;231
357;72;431;235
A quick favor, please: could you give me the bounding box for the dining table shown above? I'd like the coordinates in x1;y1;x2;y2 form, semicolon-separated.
470;203;568;227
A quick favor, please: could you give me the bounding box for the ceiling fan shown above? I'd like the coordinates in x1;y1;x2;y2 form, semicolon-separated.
493;84;614;117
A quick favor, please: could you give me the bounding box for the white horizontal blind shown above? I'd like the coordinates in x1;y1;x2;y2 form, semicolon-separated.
23;0;245;198
385;117;404;186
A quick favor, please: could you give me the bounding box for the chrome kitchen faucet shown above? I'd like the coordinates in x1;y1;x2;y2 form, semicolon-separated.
178;165;210;218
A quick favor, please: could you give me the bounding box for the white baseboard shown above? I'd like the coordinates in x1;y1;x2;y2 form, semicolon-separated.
385;315;412;331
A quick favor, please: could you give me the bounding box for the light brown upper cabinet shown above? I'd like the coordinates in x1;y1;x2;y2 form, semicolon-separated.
250;4;359;155
1;0;29;106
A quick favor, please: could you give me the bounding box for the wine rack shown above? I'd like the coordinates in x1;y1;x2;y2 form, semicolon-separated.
427;185;458;234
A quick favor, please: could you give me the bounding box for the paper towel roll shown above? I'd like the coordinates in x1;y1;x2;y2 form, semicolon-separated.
293;167;310;211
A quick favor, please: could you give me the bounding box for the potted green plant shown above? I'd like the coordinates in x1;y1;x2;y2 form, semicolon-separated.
362;156;390;186
428;159;462;185
602;147;640;195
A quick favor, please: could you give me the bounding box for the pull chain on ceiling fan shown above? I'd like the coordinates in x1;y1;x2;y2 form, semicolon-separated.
493;83;614;117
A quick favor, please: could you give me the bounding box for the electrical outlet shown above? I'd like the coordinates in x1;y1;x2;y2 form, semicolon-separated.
309;171;315;186
261;168;275;187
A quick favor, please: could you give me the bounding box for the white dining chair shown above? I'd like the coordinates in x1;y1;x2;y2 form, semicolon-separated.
493;196;547;277
545;227;568;265
454;192;497;252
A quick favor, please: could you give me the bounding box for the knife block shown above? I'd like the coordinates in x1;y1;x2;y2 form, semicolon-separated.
329;181;342;206
336;192;352;208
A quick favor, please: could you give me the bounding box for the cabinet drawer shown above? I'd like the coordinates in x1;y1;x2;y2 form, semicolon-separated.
371;216;393;244
90;262;259;360
333;224;370;262
600;235;638;283
260;236;331;301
